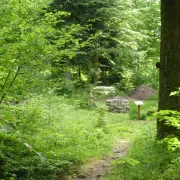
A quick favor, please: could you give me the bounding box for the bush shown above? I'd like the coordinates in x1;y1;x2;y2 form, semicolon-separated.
76;99;97;110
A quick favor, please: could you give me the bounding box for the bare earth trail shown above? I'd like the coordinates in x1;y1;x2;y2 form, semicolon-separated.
74;140;129;180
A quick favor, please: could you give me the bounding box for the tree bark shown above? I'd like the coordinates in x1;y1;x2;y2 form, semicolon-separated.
158;0;180;137
0;63;24;104
93;54;99;84
90;54;99;84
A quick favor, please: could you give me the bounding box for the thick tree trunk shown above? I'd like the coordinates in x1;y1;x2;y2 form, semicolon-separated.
158;0;180;137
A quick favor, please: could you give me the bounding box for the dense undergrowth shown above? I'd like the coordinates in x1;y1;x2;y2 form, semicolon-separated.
0;94;157;180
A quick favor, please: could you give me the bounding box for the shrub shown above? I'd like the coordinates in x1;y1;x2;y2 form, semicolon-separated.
76;99;97;110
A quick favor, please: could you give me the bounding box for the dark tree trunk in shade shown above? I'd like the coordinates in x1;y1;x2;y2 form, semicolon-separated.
158;0;180;137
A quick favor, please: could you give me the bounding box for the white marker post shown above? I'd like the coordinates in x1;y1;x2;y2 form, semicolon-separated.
134;101;144;120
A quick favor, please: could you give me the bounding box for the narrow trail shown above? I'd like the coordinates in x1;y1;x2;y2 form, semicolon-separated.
74;139;129;180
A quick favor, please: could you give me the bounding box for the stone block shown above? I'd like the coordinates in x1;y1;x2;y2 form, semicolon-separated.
106;98;130;113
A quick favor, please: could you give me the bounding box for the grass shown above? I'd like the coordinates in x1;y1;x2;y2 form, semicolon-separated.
105;122;157;180
105;100;180;180
4;94;178;180
129;100;158;120
105;127;180;180
0;94;158;179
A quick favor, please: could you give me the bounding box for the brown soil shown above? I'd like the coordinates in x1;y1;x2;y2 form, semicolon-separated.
128;84;157;100
73;140;129;180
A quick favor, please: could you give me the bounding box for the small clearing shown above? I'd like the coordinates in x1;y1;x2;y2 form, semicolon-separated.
74;140;129;180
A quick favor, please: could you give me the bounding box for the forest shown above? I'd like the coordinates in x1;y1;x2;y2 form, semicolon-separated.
0;0;180;179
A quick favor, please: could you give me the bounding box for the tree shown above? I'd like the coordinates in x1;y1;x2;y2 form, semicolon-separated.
0;0;72;103
49;0;121;85
123;0;160;89
158;0;180;137
49;0;148;87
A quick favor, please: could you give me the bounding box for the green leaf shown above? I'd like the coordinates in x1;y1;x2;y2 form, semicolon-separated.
170;91;179;96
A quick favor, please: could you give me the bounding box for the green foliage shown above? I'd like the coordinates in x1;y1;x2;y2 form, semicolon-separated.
96;107;109;134
152;109;180;153
115;158;140;168
119;69;135;92
0;0;160;100
128;100;157;120
0;95;116;179
0;94;158;179
106;122;180;180
0;0;85;102
170;87;180;96
48;0;160;88
107;97;180;180
153;110;180;130
0;99;78;179
128;103;138;120
128;106;147;120
140;112;147;120
0;0;54;102
68;89;98;110
0;0;162;179
76;100;97;110
147;93;158;100
162;137;180;151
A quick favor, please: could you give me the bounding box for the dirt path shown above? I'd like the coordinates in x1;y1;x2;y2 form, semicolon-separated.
74;139;129;180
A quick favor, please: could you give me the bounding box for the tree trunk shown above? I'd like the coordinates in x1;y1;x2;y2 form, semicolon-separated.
90;54;99;84
65;58;71;86
158;0;180;137
93;54;99;84
78;65;82;82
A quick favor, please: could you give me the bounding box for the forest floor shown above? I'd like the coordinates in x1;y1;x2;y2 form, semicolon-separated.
74;139;129;180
